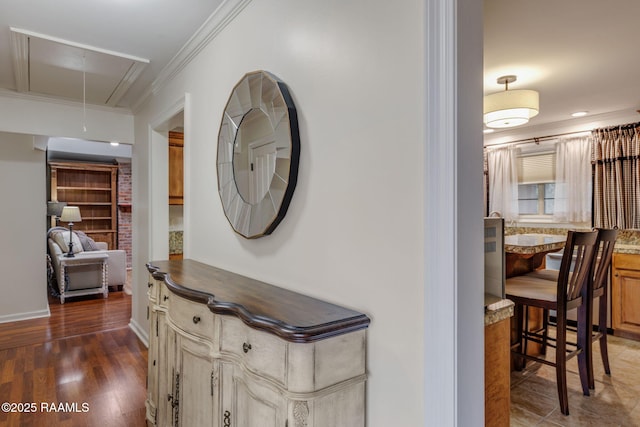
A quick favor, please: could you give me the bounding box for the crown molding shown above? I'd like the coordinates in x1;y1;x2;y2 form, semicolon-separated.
10;27;150;63
0;88;133;115
133;0;252;112
106;61;148;107
10;30;29;92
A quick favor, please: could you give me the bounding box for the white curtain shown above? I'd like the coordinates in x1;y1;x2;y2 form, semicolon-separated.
487;146;519;221
553;136;592;223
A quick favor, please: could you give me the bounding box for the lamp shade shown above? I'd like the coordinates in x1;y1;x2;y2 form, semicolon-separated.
483;89;539;128
47;201;67;217
60;206;82;223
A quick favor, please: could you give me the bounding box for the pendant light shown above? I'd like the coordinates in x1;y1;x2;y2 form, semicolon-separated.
483;75;539;128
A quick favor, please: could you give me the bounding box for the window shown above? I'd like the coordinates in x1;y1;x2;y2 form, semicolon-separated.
517;152;555;217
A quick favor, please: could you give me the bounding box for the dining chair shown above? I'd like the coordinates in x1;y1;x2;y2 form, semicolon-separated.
525;228;618;391
585;228;618;388
506;230;598;416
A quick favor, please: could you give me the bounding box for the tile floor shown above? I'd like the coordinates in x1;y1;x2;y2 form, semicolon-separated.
510;332;640;426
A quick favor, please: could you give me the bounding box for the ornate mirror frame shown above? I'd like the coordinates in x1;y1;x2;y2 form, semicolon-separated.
216;70;300;239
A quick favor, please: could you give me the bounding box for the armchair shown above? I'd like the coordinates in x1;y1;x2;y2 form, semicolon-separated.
47;227;127;303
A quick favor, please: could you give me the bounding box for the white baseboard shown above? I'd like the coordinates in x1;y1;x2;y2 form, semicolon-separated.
129;318;149;348
0;307;51;324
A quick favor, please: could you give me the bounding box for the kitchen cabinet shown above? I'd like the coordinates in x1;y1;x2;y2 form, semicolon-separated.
612;253;640;340
484;303;513;427
169;131;183;205
145;259;370;427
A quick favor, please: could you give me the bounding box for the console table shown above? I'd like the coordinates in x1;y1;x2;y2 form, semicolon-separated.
145;259;370;427
57;253;108;304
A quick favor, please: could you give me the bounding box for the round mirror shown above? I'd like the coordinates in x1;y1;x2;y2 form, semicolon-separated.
217;71;300;239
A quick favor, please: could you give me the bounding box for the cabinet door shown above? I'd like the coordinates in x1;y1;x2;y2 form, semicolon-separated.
219;362;287;427
174;332;216;427
146;309;159;424
169;144;184;204
158;312;174;426
612;265;640;340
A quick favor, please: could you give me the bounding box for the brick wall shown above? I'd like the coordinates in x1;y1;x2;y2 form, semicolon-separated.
117;162;132;269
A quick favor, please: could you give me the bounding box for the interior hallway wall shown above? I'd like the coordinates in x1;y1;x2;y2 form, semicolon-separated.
132;0;427;424
0;132;48;322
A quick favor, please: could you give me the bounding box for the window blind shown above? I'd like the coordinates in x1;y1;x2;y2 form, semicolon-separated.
517;152;556;184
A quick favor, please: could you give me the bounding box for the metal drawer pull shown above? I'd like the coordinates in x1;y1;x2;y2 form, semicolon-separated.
242;342;252;353
193;316;201;324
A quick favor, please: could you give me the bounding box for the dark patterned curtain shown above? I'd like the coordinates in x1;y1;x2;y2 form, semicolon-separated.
592;123;640;229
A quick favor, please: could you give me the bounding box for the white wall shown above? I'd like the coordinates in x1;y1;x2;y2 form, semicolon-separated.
134;0;426;425
455;0;485;423
0;91;134;143
132;0;485;425
0;132;49;321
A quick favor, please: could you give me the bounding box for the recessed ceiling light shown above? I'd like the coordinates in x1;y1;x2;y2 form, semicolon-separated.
483;128;495;134
110;141;120;146
571;111;588;117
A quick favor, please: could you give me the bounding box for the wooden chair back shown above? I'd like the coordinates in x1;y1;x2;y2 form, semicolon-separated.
592;228;618;295
558;230;599;306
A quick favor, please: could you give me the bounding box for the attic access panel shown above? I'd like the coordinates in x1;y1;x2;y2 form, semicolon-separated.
11;28;149;107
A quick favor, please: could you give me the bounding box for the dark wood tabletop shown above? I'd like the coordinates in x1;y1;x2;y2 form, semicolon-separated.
147;259;370;343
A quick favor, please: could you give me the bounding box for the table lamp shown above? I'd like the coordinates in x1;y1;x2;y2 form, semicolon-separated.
60;206;82;257
47;201;67;226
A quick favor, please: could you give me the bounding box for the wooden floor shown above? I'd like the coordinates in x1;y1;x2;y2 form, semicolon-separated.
0;291;147;426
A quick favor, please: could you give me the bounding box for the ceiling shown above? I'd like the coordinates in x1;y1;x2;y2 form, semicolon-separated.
0;0;638;130
485;0;640;137
0;0;223;109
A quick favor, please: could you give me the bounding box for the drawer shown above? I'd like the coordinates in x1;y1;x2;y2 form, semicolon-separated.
219;316;287;386
613;253;640;270
168;294;214;341
158;283;171;308
147;276;160;303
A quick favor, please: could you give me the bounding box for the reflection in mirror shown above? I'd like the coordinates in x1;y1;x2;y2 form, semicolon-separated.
217;70;300;239
233;109;277;205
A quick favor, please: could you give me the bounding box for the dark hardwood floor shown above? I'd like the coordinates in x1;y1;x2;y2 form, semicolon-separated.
0;291;147;426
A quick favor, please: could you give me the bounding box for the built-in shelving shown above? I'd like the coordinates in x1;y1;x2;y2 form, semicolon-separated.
49;161;119;249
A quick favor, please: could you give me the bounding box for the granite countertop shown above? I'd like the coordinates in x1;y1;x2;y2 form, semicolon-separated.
505;227;640;255
613;243;640;255
484;294;514;326
169;230;183;255
504;233;566;255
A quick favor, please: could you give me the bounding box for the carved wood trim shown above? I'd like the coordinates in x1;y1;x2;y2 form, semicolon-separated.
293;400;309;427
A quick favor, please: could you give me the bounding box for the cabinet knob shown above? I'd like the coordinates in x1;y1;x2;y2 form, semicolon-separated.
148;282;153;288
163;295;169;301
242;342;252;353
193;316;201;324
